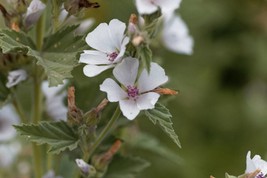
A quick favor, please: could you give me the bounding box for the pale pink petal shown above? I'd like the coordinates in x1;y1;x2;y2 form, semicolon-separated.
135;0;158;14
136;92;160;110
79;50;112;65
83;65;114;77
113;57;139;88
109;19;127;48
119;99;140;120
100;78;127;102
163;14;194;55
137;62;168;93
85;23;115;53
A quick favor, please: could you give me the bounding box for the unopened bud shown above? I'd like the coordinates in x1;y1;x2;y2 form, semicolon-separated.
132;35;144;46
24;0;46;29
75;159;96;177
151;87;179;95
67;86;83;125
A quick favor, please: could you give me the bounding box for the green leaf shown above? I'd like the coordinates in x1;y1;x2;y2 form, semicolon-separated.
137;44;152;72
14;121;79;154
145;103;181;148
104;155;150;178
142;9;162;39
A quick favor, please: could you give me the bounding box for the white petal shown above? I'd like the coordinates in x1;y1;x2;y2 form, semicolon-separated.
156;0;181;15
100;78;127;102
113;57;139;87
41;80;67;99
83;64;114;77
0;105;19;141
119;99;140;120
135;0;158;14
109;19;127;49
137;62;168;93
115;37;130;62
6;69;27;88
246;151;257;173
85;23;115;53
0;142;21;168
75;159;90;174
79;50;112;65
76;18;94;34
136;92;160;110
162;14;194;55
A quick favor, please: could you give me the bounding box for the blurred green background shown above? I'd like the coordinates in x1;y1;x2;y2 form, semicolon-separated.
81;0;267;177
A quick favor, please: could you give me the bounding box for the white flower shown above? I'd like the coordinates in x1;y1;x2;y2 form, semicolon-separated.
100;57;168;120
246;151;267;177
6;69;27;88
135;0;181;15
0;105;19;141
25;0;46;28
42;81;67;121
79;19;129;77
162;13;194;55
0;142;21;168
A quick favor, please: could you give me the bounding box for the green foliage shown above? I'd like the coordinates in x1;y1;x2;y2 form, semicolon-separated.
14;121;79;154
137;44;152;72
104;155;150;178
145;103;181;148
142;10;162;39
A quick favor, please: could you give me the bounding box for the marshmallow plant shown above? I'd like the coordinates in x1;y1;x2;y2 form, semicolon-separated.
0;0;191;177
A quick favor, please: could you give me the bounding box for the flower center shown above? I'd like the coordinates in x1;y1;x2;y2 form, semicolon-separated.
107;52;118;62
127;85;139;99
256;172;265;178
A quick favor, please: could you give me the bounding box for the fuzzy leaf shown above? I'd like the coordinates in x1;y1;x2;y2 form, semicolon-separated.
145;103;181;148
104;155;150;178
14;121;79;154
137;44;152;72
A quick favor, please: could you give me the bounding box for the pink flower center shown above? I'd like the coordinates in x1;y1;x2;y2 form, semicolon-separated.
256;172;265;178
107;52;118;62
127;85;139;99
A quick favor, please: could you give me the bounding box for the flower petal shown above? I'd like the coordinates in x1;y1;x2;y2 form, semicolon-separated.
136;92;160;110
137;62;168;93
114;37;130;63
246;151;257;174
6;69;27;88
79;50;112;65
113;57;139;88
119;99;140;120
163;14;194;55
156;0;181;15
135;0;158;14
85;23;115;53
83;64;114;77
109;19;127;49
100;78;127;102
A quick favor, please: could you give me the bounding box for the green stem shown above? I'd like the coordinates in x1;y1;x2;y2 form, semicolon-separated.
36;9;45;50
88;106;121;159
12;98;27;123
51;0;60;33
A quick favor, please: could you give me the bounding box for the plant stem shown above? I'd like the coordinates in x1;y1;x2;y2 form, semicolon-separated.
31;9;45;178
12;98;27;123
88;106;121;159
51;0;60;33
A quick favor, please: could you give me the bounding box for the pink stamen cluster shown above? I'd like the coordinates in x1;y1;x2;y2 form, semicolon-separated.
107;52;118;62
127;85;139;99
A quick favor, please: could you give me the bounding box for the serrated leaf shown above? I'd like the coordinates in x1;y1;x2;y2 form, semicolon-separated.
137;44;152;72
104;155;150;178
14;121;79;154
145;103;181;148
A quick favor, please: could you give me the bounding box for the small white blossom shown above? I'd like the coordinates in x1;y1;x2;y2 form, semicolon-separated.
162;13;194;55
25;0;46;27
0;142;21;168
100;57;168;120
135;0;181;15
0;105;19;141
246;151;267;178
6;69;27;88
42;81;67;121
79;19;129;77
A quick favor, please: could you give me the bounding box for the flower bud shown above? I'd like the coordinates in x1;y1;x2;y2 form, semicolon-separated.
75;159;96;177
